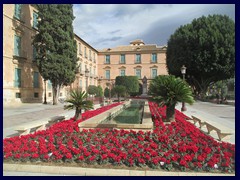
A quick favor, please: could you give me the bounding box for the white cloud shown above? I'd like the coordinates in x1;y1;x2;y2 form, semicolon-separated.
73;4;235;50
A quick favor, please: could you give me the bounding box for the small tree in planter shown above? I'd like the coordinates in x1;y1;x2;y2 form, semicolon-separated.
87;85;98;101
64;89;93;121
112;85;126;102
148;75;194;122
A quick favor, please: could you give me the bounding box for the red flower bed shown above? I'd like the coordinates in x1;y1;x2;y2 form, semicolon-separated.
3;102;235;173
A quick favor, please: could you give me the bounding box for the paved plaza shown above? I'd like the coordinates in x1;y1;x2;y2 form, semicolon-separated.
3;100;235;176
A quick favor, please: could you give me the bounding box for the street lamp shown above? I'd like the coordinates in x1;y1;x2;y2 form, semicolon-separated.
43;79;47;104
181;65;187;111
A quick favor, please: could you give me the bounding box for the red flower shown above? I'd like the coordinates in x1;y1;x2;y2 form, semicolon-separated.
78;155;84;160
89;156;96;161
180;159;187;167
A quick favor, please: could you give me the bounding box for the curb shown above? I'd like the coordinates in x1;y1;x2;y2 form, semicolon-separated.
3;163;235;176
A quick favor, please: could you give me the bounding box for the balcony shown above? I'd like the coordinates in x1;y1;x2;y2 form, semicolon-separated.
90;73;96;78
93;74;98;79
13;80;24;88
13;51;27;63
150;60;158;64
79;69;85;76
135;61;141;64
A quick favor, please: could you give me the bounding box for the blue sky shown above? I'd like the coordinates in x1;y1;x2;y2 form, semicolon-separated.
73;4;235;50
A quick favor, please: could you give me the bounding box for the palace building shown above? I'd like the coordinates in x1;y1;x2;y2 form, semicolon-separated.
3;4;167;106
97;39;168;91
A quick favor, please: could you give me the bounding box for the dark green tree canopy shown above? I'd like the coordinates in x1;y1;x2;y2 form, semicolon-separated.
33;4;78;104
96;85;104;97
115;76;139;95
87;85;98;96
112;85;126;102
166;14;235;95
104;87;110;98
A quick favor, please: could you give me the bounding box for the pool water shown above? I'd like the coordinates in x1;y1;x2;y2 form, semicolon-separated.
101;102;144;124
113;104;143;124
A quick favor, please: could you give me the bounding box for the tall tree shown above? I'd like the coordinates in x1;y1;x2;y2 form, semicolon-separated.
33;4;78;105
166;15;235;96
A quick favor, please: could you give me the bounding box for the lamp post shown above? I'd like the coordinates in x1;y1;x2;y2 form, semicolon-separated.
85;68;90;98
43;79;47;104
181;65;187;111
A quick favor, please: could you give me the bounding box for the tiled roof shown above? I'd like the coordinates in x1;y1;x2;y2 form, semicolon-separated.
130;39;145;44
99;45;166;53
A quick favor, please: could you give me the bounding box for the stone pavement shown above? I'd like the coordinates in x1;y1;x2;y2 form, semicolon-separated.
3;100;235;176
175;100;235;144
3;103;75;138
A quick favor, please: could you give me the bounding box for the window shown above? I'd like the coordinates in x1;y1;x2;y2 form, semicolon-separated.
16;93;21;98
47;80;52;90
79;62;82;72
34;93;39;98
152;69;157;78
33;72;39;88
33;46;37;61
60;92;62;97
135;54;141;63
105;55;110;64
89;50;92;60
48;92;52;97
120;69;125;76
78;43;82;55
84;47;87;58
33;12;38;29
151;53;157;63
14;35;21;56
14;4;22;20
79;79;82;87
105;70;110;79
90;67;92;75
14;68;21;87
120;54;125;64
135;69;141;79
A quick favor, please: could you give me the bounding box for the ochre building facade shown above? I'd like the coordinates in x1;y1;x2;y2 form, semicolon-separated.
3;4;167;106
97;39;168;91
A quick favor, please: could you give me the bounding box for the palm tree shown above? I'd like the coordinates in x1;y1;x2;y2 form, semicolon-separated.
148;75;194;122
64;90;94;121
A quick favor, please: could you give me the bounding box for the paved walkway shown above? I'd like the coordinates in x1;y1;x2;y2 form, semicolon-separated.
3;100;235;176
175;101;235;144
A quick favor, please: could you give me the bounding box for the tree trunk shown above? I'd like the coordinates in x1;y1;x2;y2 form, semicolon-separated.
75;108;82;121
166;104;176;122
52;85;58;105
117;94;120;102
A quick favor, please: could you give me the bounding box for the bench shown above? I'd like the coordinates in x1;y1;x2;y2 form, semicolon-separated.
14;120;49;136
191;116;206;128
48;115;68;127
204;121;233;141
191;115;233;141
